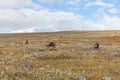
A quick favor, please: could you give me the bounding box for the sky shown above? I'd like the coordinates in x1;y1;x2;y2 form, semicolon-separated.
0;0;120;33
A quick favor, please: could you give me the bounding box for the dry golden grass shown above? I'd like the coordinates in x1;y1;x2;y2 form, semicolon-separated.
0;30;120;80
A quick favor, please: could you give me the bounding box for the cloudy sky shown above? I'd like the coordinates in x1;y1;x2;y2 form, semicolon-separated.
0;0;120;33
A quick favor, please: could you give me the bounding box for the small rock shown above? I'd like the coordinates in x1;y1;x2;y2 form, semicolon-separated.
39;67;44;70
114;67;120;74
102;77;112;80
98;65;103;68
74;76;88;80
66;68;74;74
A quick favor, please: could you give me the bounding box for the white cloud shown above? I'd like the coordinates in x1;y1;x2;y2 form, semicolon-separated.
85;1;118;14
0;8;107;33
0;9;82;32
39;0;82;7
101;14;120;29
39;0;62;4
84;0;89;2
10;27;37;33
1;8;120;33
113;0;119;3
0;0;41;9
39;0;55;3
108;8;118;14
68;0;81;6
85;1;114;8
0;0;120;33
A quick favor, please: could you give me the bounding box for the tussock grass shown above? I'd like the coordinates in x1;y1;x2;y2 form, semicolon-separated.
0;31;120;80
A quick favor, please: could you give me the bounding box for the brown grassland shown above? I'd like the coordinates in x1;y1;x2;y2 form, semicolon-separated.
0;30;120;80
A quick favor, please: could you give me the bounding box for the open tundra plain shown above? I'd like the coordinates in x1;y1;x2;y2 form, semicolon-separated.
0;31;120;80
